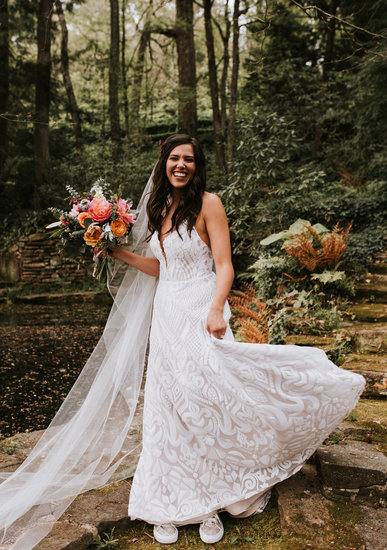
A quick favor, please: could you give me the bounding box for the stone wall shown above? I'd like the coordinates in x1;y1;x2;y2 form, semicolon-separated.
0;232;89;284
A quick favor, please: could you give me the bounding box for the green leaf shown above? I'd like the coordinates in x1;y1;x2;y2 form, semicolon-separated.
287;218;311;234
46;221;62;229
84;217;93;228
311;271;346;284
312;222;329;234
260;230;288;246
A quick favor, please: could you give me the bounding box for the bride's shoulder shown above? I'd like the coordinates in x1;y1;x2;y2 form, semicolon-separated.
202;192;224;211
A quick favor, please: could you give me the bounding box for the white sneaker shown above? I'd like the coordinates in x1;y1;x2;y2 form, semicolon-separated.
199;513;224;544
153;523;178;544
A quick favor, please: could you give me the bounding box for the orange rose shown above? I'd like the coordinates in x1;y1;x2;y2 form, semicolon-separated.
88;198;112;223
84;225;102;247
111;218;128;237
78;212;92;227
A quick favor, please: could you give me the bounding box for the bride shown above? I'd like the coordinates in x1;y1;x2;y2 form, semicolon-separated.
0;134;364;548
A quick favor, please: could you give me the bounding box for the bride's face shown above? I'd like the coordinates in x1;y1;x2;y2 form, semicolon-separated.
166;144;196;190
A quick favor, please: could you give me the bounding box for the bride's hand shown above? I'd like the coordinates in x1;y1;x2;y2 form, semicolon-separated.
109;246;122;260
206;307;227;339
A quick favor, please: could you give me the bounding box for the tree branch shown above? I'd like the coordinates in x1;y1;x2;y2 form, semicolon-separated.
290;1;387;40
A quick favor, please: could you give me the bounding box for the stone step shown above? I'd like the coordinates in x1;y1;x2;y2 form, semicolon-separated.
369;261;387;275
316;440;387;507
342;398;387;451
340;353;387;398
13;291;112;305
345;302;387;323
342;322;387;353
341;352;387;373
355;276;387;302
276;463;387;549
284;334;336;350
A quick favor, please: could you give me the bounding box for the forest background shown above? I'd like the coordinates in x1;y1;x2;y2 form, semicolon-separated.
0;0;386;302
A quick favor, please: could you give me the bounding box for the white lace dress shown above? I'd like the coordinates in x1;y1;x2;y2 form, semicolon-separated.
128;223;365;525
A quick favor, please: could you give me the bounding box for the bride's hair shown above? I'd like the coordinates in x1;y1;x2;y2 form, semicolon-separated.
146;134;206;238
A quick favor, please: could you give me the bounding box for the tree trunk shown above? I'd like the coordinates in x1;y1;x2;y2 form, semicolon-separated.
34;0;53;209
226;0;240;174
0;0;8;171
219;1;230;133
55;0;83;155
109;0;121;161
203;0;225;171
130;28;150;146
121;0;130;152
313;0;338;157
175;0;197;136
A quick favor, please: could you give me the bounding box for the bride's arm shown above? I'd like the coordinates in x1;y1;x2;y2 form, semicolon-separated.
202;193;234;339
110;247;160;277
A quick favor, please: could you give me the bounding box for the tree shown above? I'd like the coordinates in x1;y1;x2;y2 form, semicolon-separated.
312;0;339;156
0;0;8;171
175;0;197;136
55;0;84;155
203;0;225;171
130;1;153;146
34;0;53;209
109;0;122;161
121;0;129;151
226;0;240;172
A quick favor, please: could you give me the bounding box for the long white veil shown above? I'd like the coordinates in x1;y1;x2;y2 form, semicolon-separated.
0;172;156;549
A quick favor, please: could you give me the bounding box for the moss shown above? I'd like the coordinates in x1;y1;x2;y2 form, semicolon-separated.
112;500;365;550
345;398;387;452
327;501;365;549
114;502;286;550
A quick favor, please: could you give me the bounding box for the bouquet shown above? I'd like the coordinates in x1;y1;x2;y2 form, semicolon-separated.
46;179;136;280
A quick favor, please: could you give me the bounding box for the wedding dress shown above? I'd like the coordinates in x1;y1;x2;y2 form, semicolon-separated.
0;170;365;547
128;222;365;525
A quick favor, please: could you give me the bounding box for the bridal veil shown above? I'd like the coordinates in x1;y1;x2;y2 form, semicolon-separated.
0;173;156;549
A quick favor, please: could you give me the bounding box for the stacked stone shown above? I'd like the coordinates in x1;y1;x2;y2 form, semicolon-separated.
16;232;89;284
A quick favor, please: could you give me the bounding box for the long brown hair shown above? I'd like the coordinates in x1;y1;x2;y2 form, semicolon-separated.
146;134;206;239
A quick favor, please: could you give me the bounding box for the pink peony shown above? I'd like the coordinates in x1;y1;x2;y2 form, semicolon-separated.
60;214;70;226
88;198;112;223
116;198;136;225
69;203;81;218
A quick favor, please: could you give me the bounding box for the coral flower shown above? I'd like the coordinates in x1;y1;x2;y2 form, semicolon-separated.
60;214;70;226
78;212;92;227
111;218;128;237
116;198;136;225
84;225;102;247
88;198;112;223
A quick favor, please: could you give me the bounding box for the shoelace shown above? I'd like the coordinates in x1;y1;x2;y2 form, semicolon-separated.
202;516;221;528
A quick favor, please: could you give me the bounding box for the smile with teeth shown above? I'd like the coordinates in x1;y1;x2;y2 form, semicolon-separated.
173;172;187;177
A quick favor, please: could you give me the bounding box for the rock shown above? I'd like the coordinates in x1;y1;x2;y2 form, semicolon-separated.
355;278;387;302
276;463;334;540
284;334;336;350
316;441;387;506
342;323;387;353
0;253;20;283
340;355;387;397
65;481;132;534
348;303;387;323
341;353;387;373
355;505;387;550
35;520;98;550
352;370;387;398
369;261;387;276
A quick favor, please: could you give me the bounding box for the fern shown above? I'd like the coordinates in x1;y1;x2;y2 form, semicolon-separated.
229;284;271;344
282;222;352;271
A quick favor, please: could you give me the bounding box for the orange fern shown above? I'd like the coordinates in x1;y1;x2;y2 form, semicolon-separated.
229;283;271;343
282;223;352;272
